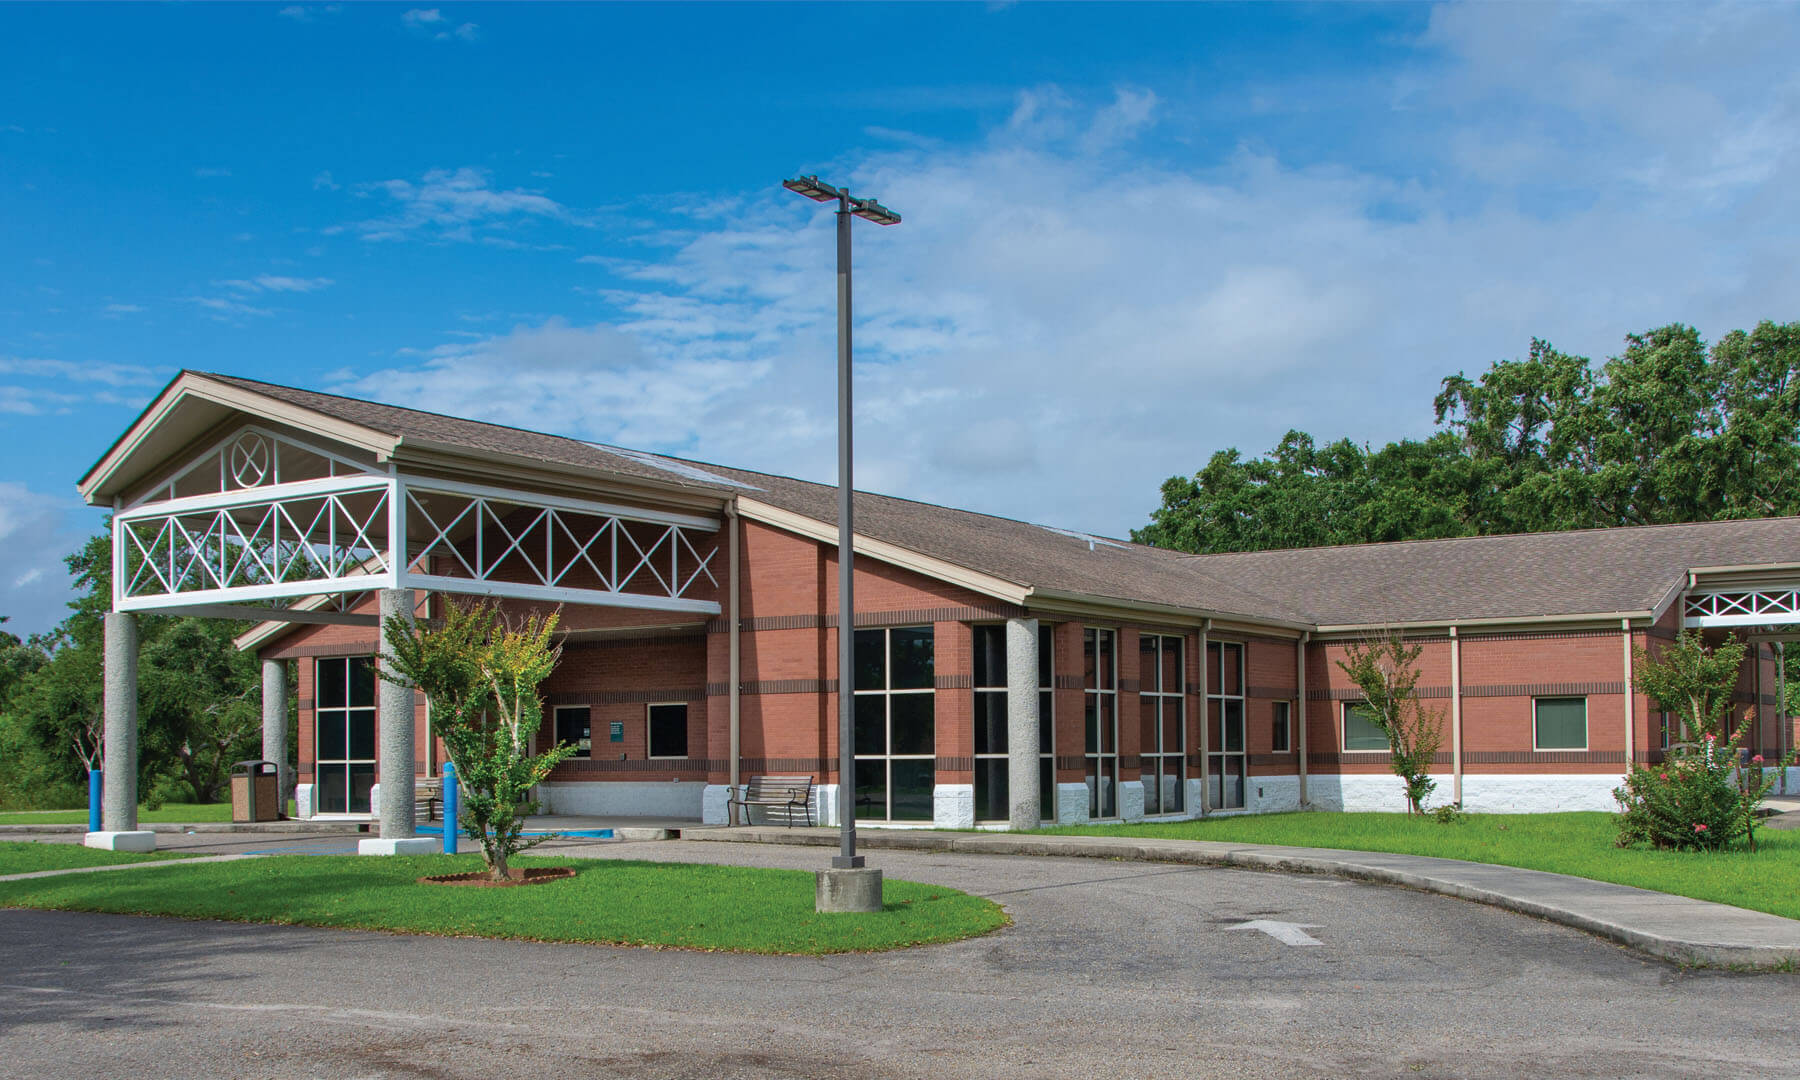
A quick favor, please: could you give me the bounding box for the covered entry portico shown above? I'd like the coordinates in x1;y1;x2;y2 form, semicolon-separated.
77;372;727;852
1683;565;1800;788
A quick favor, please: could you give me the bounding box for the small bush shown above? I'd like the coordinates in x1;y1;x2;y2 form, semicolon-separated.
1429;803;1466;825
1614;739;1747;850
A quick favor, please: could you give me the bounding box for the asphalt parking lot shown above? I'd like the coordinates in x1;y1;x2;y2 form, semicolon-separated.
1;835;1795;1079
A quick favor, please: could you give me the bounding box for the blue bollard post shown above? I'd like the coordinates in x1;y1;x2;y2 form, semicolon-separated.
88;769;103;833
441;761;458;855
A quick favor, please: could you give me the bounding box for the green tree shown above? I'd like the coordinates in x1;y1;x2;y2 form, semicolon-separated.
1139;320;1800;553
1336;635;1446;814
380;599;575;881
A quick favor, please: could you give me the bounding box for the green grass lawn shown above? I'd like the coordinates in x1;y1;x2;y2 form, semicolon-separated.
1047;811;1800;921
0;840;194;876
0;854;1008;953
0;801;296;825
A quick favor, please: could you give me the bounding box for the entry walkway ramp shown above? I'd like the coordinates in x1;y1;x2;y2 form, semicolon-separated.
687;825;1800;970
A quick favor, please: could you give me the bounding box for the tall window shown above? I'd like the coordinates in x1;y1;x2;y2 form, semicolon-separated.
315;656;376;815
1272;700;1291;753
854;626;935;821
1084;628;1118;819
648;703;689;758
1343;701;1388;752
1206;642;1246;809
554;706;591;758
1534;696;1587;750
972;624;1054;823
1138;633;1185;814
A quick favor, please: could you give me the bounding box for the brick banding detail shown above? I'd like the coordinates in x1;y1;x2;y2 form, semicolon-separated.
544;688;705;706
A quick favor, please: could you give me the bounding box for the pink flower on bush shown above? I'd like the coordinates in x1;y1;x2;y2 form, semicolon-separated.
1694;823;1709;833
1753;755;1765;764
1705;733;1717;742
1658;773;1669;781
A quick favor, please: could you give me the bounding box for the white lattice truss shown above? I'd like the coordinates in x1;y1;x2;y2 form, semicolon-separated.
115;470;722;616
1683;587;1800;629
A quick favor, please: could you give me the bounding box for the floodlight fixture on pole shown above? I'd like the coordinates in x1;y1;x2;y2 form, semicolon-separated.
783;173;901;874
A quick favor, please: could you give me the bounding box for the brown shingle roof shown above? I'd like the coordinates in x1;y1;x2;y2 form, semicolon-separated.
197;372;1800;629
1178;518;1800;626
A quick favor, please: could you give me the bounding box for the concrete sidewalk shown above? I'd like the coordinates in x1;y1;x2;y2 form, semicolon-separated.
687;825;1800;969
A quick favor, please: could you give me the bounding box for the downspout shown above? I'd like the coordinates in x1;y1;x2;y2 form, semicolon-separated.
1198;618;1211;814
727;501;742;825
1450;626;1462;806
1621;618;1635;777
1780;644;1789;795
1296;631;1309;808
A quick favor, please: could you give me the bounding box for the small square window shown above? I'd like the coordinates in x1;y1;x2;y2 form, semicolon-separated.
554;706;591;758
1272;701;1291;753
1534;697;1587;751
648;703;689;759
1343;702;1388;752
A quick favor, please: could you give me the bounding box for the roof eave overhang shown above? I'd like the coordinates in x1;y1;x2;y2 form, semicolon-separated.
1022;587;1312;635
1313;608;1655;638
80;372;401;504
736;497;1032;607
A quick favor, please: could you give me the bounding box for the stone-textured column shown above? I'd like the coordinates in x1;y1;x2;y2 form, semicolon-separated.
102;611;139;833
377;588;416;840
262;658;288;811
1006;617;1041;830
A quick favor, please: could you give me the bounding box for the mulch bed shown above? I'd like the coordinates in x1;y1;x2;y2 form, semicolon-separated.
418;867;578;888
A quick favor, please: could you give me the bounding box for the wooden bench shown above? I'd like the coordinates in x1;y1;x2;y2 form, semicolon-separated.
415;778;443;822
726;775;815;827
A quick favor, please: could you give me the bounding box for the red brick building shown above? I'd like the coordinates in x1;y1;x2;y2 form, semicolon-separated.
79;372;1800;844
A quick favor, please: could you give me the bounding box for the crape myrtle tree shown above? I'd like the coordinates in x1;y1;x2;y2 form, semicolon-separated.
380;598;575;881
1136;320;1800;553
1617;632;1795;851
1336;635;1445;815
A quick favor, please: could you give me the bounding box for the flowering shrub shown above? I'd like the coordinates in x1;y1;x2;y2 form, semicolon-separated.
1613;732;1755;851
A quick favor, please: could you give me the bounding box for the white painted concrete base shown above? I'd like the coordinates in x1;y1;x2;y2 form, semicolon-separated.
1303;773;1453;812
535;780;705;818
1056;782;1090;824
1118;780;1146;823
934;784;975;828
701;784;734;825
1460;773;1624;813
812;783;840;827
358;836;438;856
1185;779;1207;816
294;783;315;820
84;831;155;852
1247;774;1304;814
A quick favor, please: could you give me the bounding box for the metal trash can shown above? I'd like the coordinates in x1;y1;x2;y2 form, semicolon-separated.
230;760;280;823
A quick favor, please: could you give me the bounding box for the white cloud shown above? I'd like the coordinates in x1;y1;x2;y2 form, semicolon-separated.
101;303;145;316
278;5;311;20
342;166;567;243
313;170;340;191
402;8;477;41
342;7;1800;539
219;275;334;294
193;167;232;179
185;295;274;320
0;355;160;388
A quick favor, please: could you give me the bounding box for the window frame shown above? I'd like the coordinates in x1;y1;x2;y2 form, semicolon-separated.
553;704;593;759
1341;700;1390;754
970;623;1055;824
853;625;937;822
646;701;690;760
1138;632;1186;816
1271;700;1291;753
1532;695;1589;752
1084;626;1119;820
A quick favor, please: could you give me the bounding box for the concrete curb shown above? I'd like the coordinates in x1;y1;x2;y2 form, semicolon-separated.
0;821;368;836
0;852;267;884
684;826;1800;970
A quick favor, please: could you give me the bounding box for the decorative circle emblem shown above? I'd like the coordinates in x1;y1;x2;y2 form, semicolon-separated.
228;433;272;487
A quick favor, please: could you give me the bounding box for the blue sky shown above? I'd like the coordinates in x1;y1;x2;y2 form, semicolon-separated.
3;2;1798;635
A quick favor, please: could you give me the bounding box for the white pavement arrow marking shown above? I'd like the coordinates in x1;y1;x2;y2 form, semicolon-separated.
1225;919;1322;946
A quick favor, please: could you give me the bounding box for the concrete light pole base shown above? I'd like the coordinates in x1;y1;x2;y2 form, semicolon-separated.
84;831;156;853
358;837;439;856
815;867;883;913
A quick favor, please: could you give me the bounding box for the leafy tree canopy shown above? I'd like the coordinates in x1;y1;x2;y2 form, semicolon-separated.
1136;320;1800;552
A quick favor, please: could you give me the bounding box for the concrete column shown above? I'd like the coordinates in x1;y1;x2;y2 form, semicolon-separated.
1006;617;1041;830
102;611;139;832
88;611;154;852
361;588;434;855
262;658;288;811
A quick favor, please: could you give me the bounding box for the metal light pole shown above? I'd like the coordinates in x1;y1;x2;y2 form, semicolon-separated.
782;175;901;875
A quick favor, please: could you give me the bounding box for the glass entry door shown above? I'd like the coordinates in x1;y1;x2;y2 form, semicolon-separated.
315;656;377;814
